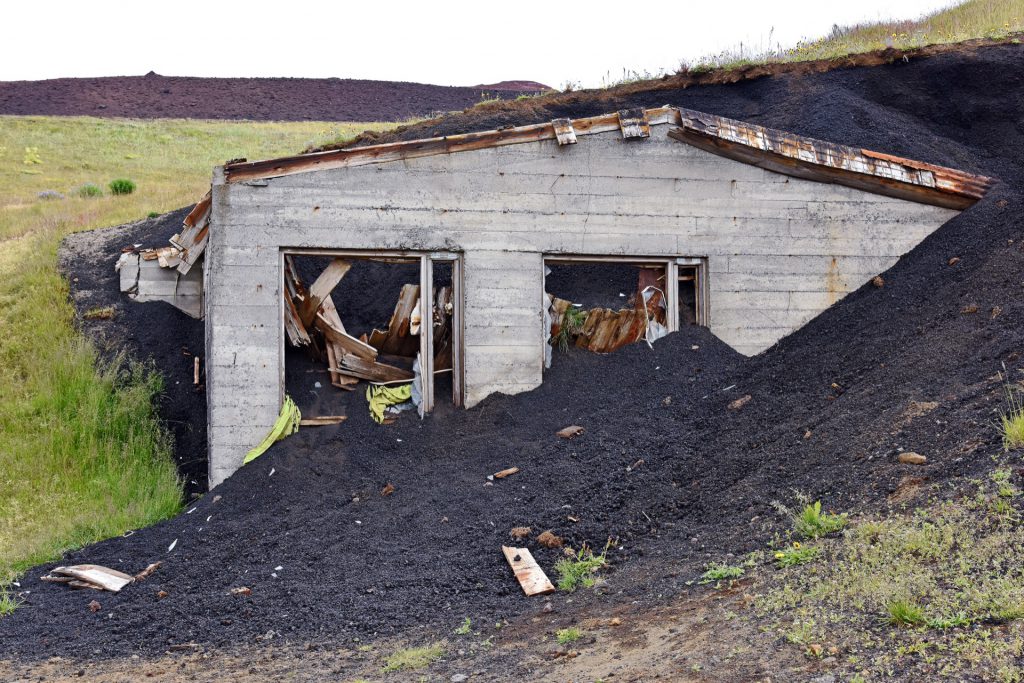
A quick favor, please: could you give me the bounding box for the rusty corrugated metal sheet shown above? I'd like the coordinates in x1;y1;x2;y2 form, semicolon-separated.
670;108;994;209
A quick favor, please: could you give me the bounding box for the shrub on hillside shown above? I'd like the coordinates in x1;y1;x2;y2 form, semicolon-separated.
76;183;103;198
109;178;136;195
36;190;64;201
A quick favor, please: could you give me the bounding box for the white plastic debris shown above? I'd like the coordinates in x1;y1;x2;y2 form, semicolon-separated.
168;539;178;552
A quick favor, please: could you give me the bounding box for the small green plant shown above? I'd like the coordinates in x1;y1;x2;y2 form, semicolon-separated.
0;588;22;616
556;627;582;645
109;178;137;195
699;562;745;585
1001;380;1024;450
22;146;42;165
76;183;103;198
794;500;847;539
147;211;160;218
886;598;926;626
927;612;971;629
554;542;608;591
381;643;445;673
554;306;588;352
774;542;820;567
454;617;472;635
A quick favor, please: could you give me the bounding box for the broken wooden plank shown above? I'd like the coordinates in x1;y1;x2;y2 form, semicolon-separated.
617;108;650;140
493;467;519;479
501;546;555;596
369;284;421;357
284;290;311;347
299;416;348;426
551;118;577;146
173;191;212;276
298;258;352;328
339;355;414;383
315;313;378;361
50;565;134;593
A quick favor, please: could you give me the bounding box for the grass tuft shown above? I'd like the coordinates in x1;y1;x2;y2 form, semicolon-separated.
1000;379;1024;450
700;562;745;585
381;642;445;673
556;627;582;645
774;542;820;567
793;500;848;539
886;598;927;626
0;588;22;617
108;178;136;195
554;542;608;591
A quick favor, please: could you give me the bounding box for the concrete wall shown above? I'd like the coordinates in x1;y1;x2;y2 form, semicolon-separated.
206;125;956;486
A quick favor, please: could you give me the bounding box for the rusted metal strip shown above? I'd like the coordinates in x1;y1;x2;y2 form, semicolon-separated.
551;118;577;146
668;108;994;209
617;108;650;139
224;107;675;183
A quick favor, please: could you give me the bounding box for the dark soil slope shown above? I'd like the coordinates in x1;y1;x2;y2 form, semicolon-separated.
6;43;1024;660
0;73;550;121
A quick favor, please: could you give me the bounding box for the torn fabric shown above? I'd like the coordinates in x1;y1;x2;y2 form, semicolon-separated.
243;395;301;464
367;383;413;424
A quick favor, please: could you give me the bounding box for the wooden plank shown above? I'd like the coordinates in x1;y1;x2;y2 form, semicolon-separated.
618;108;650;140
51;565;134;593
173;192;212;276
284;290;311;347
298;258;351;328
299;416;347;426
551;118;577;146
339;355;414;383
314;313;378;361
371;284;421;357
501;546;555;596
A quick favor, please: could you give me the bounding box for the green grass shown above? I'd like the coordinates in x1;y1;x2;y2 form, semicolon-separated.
756;468;1024;679
556;627;582;645
682;0;1024;72
792;500;847;539
1001;380;1024;450
773;543;820;567
554;543;608;591
0;116;395;586
381;642;445;673
699;562;745;585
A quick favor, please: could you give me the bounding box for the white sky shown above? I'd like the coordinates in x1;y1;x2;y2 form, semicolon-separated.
2;0;954;87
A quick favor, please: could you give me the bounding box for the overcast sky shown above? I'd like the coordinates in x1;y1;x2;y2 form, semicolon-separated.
2;1;954;87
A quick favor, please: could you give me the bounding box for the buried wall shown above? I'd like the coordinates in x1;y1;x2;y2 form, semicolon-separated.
205;125;957;486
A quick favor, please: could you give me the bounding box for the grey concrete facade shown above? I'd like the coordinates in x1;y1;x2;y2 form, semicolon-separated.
205;123;957;486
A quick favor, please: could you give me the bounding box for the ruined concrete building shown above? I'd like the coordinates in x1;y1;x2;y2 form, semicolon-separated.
123;106;992;485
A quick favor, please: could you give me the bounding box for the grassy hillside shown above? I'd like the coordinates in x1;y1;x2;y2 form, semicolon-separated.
0;116;395;585
687;0;1024;70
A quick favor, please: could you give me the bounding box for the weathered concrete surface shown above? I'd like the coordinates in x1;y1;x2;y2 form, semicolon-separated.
205;125;956;486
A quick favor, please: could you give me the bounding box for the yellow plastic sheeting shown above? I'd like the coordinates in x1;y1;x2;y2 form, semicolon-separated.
366;384;412;424
243;395;301;464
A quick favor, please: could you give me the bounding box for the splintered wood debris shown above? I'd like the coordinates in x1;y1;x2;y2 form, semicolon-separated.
282;258;454;405
40;564;137;592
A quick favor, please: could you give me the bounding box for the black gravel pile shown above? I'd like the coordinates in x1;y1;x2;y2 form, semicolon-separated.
10;42;1023;659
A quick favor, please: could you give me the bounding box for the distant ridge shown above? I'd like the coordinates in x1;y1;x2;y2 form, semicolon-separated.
0;73;551;121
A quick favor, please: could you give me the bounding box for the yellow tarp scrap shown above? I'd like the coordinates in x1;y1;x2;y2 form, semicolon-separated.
366;384;412;424
243;395;301;464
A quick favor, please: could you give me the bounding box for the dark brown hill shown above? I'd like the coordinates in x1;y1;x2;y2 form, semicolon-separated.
0;72;550;121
